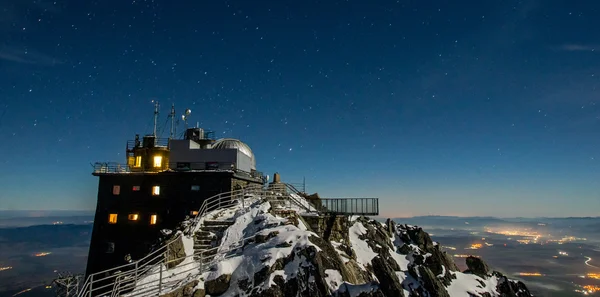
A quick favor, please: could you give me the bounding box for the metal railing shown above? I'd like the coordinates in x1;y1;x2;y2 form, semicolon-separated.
92;162;131;174
312;198;379;215
92;162;265;181
126;138;170;151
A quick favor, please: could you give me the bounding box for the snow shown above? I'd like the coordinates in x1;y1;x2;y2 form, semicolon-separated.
446;272;500;297
200;200;320;296
389;247;410;271
348;222;378;267
324;269;344;292
330;241;351;263
125;232;201;297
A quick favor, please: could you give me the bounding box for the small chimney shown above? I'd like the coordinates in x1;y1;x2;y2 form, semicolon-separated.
273;172;281;183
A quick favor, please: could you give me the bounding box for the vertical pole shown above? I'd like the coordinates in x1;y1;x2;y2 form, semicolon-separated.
153;100;159;137
89;275;93;297
169;103;175;139
135;262;138;284
158;264;163;295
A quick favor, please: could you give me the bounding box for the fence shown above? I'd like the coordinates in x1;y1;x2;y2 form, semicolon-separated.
91;162;265;180
313;198;379;215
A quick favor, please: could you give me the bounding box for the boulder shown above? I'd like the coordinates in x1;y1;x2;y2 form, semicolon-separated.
165;236;186;269
159;280;198;297
205;274;232;296
371;255;405;297
465;256;490;278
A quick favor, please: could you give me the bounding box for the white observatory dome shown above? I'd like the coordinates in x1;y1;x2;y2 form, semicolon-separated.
212;138;256;170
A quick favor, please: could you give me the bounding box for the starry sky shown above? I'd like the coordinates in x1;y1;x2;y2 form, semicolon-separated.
0;0;599;217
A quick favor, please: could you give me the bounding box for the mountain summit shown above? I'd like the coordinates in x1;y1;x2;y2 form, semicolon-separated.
130;195;533;297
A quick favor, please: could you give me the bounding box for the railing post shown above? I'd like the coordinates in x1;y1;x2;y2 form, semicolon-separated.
89;274;93;297
158;264;163;296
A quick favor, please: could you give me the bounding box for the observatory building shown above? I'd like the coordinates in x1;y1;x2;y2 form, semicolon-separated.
86;105;265;277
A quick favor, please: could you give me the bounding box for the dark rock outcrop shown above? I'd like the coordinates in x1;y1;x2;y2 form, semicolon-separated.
159;280;198;297
205;274;232;296
466;256;490;278
165;235;186;269
372;255;405;297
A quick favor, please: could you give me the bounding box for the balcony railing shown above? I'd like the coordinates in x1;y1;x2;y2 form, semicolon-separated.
92;162;265;181
126;138;170;151
312;198;379;215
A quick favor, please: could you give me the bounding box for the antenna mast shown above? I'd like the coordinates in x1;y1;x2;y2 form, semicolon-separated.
169;103;176;139
152;100;159;137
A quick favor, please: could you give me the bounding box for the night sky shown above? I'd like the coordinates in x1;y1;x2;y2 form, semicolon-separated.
1;0;599;217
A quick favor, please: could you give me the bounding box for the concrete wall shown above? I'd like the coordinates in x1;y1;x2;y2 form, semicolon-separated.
169;139;253;171
236;150;252;172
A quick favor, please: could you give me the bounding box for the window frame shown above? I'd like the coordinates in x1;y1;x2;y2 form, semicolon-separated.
108;213;118;224
152;186;160;196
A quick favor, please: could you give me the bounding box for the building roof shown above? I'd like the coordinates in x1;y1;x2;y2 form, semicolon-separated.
212;138;256;170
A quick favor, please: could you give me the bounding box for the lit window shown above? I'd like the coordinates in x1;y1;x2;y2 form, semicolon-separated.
152;186;160;196
112;185;120;195
191;185;200;191
190;211;199;216
153;156;162;168
128;214;139;221
150;215;157;225
108;214;118;224
132;186;140;191
134;156;142;167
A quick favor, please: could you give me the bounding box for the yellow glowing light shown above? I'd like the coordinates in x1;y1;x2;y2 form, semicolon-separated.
150;215;157;225
466;243;483;250
518;272;542;276
134;156;142;167
583;285;600;293
153;155;162;168
587;273;600;280
128;214;139;221
108;213;118;224
152;186;160;196
34;252;51;257
191;211;199;216
0;266;12;272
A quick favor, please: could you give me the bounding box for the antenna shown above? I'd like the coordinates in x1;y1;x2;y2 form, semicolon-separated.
152;100;160;137
169;104;176;139
181;109;191;130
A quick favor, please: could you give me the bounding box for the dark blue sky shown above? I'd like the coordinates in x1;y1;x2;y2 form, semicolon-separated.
0;0;598;217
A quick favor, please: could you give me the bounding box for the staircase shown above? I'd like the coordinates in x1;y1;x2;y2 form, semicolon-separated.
193;220;235;262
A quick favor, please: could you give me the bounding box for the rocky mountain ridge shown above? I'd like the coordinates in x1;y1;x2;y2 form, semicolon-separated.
156;199;533;297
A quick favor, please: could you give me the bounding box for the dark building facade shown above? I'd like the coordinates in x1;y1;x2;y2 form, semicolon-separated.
85;128;264;277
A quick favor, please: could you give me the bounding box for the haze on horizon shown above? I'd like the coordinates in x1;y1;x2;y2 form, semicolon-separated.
0;0;599;217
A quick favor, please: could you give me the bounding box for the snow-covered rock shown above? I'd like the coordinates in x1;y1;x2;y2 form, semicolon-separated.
134;199;534;297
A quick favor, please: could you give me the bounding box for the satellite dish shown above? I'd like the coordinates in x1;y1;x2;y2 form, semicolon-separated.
181;115;186;121
185;109;191;116
266;175;270;182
